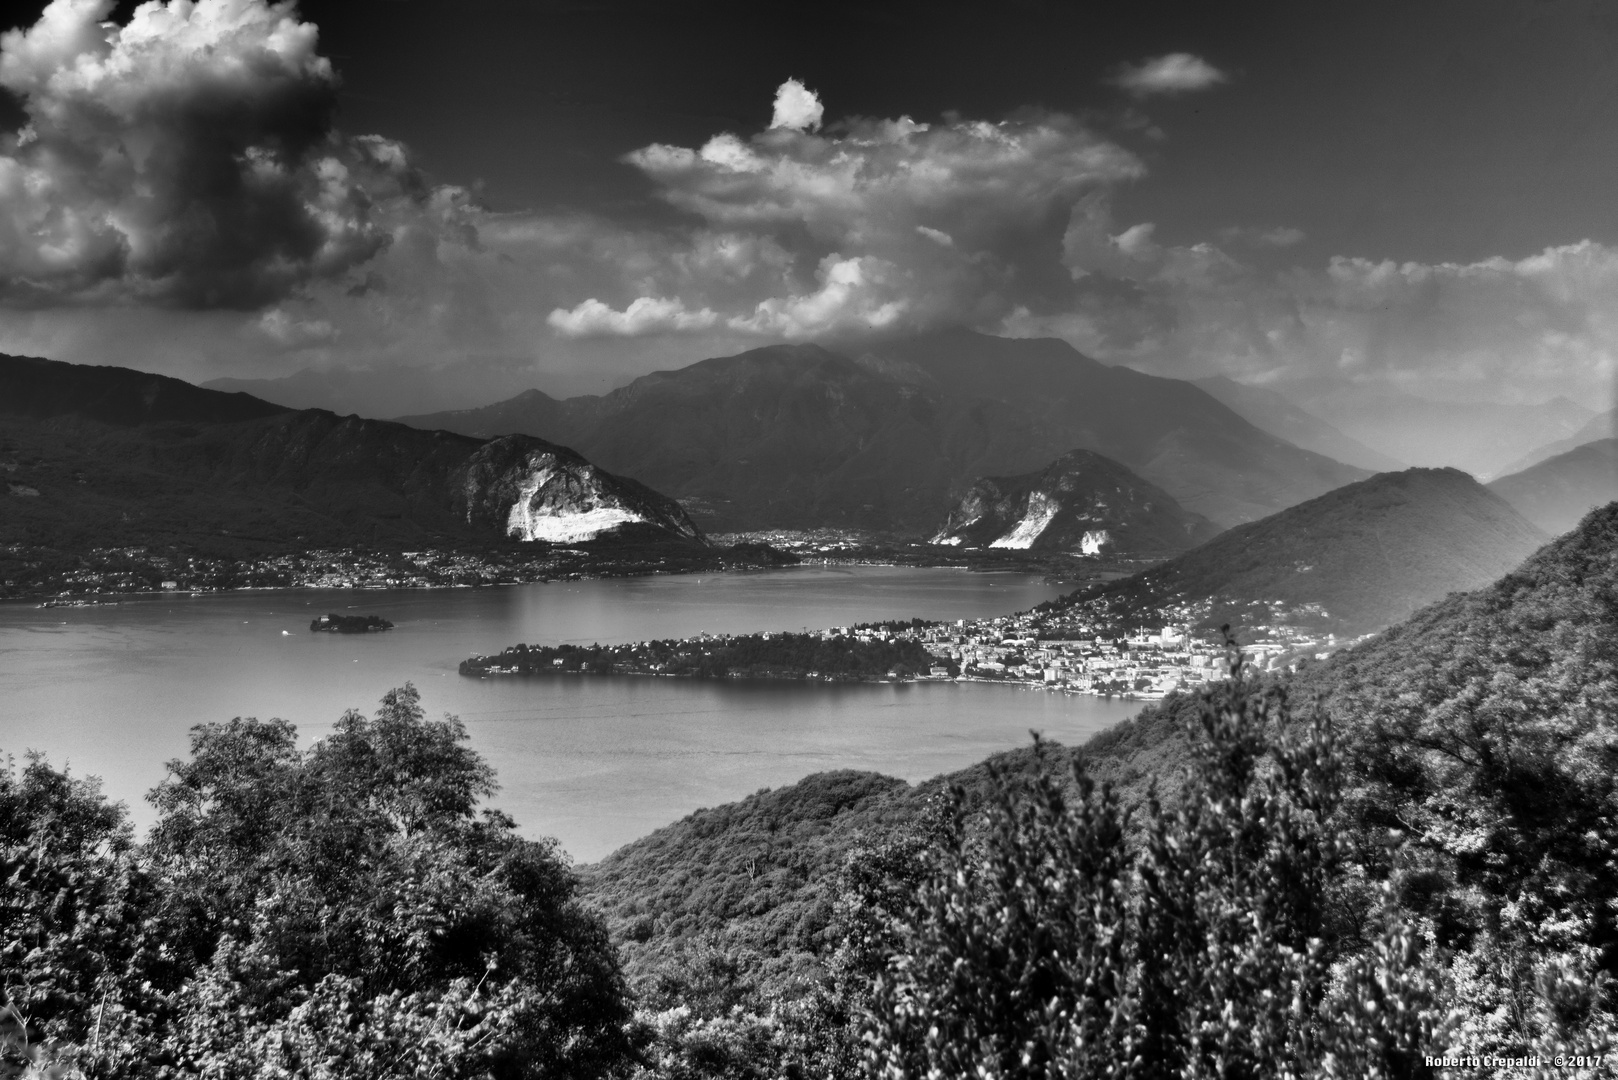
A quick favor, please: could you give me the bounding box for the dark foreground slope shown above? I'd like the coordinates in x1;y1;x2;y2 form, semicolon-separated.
0;354;708;596
1058;466;1546;635
403;329;1366;532
930;448;1220;555
1487;437;1618;536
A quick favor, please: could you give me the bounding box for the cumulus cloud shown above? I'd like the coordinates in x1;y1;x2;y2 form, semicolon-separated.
728;255;905;337
1113;53;1228;97
0;0;409;307
769;78;823;132
553;86;1144;337
547;296;719;337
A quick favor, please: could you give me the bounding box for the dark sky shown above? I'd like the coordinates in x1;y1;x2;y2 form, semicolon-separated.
243;0;1618;261
3;0;1617;410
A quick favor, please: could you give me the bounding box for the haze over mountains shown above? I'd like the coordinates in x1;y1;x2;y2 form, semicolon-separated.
931;449;1219;555
1496;405;1618;477
1488;438;1618;536
1299;389;1596;479
403;329;1367;533
1190;375;1404;473
1062;467;1548;635
0;354;703;556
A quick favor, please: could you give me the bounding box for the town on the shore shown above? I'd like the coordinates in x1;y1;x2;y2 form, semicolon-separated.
462;596;1352;699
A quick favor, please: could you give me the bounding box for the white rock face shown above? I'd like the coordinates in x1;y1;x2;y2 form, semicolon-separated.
1079;529;1111;556
501;461;649;542
990;491;1059;549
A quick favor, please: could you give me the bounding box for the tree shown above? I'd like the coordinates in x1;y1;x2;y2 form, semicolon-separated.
865;635;1454;1079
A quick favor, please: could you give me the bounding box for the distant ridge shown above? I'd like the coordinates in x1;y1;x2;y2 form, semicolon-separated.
1190;375;1404;473
1491;405;1616;478
0;353;703;555
400;329;1368;532
931;449;1219;555
1487;437;1618;536
4;352;290;426
1060;467;1548;635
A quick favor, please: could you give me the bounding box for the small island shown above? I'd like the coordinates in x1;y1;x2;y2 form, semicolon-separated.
310;613;394;633
460;627;946;682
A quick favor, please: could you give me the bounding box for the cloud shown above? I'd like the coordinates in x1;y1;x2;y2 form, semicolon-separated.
572;85;1144;336
770;78;823;132
727;255;905;337
0;0;409;308
1113;53;1227;97
255;307;338;347
1029;205;1618;406
547;296;719;337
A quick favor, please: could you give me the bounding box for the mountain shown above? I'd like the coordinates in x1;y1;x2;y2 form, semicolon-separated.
1486;437;1618;535
930;449;1219;555
400;329;1368;532
1190;375;1404;473
1493;405;1617;477
1061;467;1548;635
1298;388;1594;478
0;354;704;556
203;360;558;420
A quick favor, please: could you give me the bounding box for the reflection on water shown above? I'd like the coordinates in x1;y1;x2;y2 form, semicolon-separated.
0;566;1141;861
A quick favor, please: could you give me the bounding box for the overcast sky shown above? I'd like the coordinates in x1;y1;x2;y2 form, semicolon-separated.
2;0;1617;407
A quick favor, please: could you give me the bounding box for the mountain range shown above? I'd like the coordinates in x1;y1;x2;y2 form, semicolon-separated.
1059;466;1547;635
930;449;1219;556
1296;388;1595;479
1494;405;1617;477
1487;437;1618;536
1189;375;1404;473
401;329;1368;533
0;354;703;558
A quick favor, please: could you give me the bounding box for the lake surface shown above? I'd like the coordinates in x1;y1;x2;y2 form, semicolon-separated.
0;566;1142;861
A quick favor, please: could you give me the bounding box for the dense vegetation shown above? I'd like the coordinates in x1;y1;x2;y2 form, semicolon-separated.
461;633;939;682
1;687;635;1077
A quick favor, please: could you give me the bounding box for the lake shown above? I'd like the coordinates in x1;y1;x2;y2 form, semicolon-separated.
0;566;1143;861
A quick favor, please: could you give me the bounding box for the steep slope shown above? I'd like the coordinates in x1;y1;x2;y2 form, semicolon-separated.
0;354;704;556
1190;375;1404;472
931;449;1219;555
1061;467;1547;635
1486;437;1618;536
402;330;1367;532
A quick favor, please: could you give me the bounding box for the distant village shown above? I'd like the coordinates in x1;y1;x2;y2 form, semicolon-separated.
822;602;1347;700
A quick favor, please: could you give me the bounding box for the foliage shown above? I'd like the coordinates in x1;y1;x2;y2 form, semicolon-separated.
464;633;935;682
865;643;1457;1079
1;686;639;1079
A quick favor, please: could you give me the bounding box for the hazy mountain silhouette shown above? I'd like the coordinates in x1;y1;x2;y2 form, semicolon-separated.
401;329;1367;532
1488;438;1618;536
1190;375;1404;472
1493;406;1617;478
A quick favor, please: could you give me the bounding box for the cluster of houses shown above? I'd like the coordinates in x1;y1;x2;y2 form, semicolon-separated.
856;608;1345;699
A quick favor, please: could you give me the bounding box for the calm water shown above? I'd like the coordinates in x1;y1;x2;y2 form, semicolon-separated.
0;566;1141;861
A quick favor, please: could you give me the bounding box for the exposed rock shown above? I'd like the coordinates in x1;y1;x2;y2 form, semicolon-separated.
932;449;1219;555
